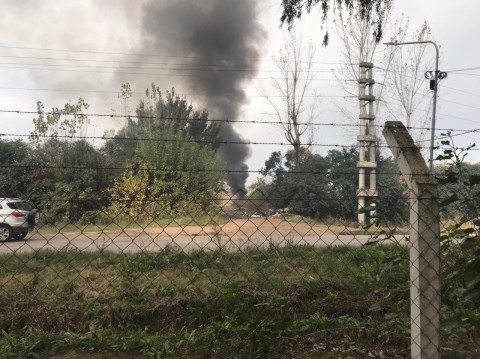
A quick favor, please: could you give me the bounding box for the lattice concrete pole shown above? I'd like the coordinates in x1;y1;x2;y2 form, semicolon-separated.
357;62;378;225
367;66;377;203
358;65;367;225
383;121;441;359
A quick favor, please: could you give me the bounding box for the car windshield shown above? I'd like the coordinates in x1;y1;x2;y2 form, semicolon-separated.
7;201;33;211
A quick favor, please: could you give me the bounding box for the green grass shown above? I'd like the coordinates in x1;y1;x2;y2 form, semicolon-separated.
0;245;477;358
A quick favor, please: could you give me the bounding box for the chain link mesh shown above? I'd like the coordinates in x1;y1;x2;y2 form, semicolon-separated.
0;150;479;358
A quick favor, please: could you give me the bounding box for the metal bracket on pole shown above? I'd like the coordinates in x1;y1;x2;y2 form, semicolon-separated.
383;121;441;359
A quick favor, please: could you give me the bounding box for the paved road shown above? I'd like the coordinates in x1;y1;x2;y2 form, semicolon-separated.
0;229;409;255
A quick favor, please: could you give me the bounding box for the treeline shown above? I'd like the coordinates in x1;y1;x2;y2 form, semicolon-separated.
1;86;226;225
2;84;476;226
252;147;407;224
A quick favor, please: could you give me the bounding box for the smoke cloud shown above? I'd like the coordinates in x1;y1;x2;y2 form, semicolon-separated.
141;0;265;194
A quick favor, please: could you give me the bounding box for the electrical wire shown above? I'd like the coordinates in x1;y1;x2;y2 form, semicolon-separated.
0;64;343;81
0;44;357;66
0;85;353;99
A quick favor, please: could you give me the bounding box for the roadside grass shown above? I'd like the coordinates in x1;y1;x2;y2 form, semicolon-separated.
0;245;477;358
35;213;230;235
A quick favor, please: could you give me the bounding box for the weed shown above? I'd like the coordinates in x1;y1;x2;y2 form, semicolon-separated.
0;246;477;358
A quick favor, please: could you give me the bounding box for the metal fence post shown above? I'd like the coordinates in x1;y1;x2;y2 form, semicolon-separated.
383;121;441;359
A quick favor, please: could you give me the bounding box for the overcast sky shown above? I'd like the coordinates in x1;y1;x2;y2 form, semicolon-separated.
1;0;479;186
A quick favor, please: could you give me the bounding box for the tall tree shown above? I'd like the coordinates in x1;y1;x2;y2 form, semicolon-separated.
260;31;317;163
104;85;226;219
384;19;433;145
332;0;394;125
28;99;108;224
104;85;221;171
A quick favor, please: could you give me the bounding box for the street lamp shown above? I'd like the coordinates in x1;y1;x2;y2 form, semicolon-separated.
384;40;440;172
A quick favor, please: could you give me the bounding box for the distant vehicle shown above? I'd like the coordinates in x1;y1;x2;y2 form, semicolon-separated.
0;198;39;241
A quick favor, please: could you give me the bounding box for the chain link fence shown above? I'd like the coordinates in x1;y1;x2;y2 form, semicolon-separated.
0;124;479;358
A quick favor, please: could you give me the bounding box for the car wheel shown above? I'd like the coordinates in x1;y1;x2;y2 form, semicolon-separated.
27;209;38;226
14;232;28;240
0;224;13;241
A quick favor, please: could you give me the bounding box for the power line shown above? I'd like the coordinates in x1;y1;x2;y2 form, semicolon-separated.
0;64;343;81
0;85;352;99
0;44;357;66
448;72;480;77
440;98;480;111
0;55;350;72
445;66;480;73
442;85;480;98
0;61;354;74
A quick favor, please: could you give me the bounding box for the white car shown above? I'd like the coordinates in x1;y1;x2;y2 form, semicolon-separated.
0;198;39;241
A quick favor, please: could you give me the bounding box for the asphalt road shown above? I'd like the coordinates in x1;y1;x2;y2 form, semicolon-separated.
0;227;408;255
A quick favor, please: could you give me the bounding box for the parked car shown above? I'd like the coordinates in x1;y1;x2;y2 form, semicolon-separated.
0;198;39;241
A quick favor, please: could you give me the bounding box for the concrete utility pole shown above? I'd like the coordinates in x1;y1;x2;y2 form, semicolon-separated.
357;62;378;225
383;121;441;359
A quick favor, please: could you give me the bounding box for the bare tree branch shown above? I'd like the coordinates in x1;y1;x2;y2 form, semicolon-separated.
259;31;318;162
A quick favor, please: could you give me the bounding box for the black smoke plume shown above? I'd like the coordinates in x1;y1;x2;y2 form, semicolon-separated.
141;0;265;195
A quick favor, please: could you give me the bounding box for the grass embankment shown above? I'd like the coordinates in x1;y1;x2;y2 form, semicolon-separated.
0;245;477;358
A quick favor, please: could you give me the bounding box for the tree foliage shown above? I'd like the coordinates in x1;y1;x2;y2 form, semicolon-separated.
31;98;90;141
104;85;221;171
260;146;406;222
104;85;226;219
0;139;31;197
280;0;388;45
28;139;108;224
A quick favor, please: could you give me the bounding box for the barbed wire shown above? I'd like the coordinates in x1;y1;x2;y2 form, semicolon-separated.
0;132;451;150
1;163;477;176
10;195;457;203
0;109;477;134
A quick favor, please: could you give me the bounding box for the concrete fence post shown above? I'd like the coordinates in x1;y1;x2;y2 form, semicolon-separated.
383;121;441;359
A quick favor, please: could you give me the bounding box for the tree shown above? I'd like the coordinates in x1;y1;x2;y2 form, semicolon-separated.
28;99;108;224
106;127;226;219
28;139;108;224
332;0;394;126
260;146;406;222
384;19;433;145
332;7;433;144
260;31;317;163
261;148;330;218
280;0;388;45
104;86;226;219
0;139;31;197
325;147;359;219
31;98;90;141
104;85;221;171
